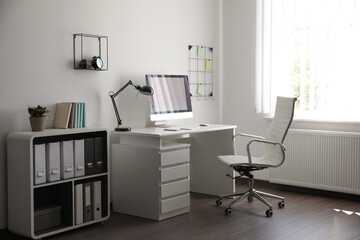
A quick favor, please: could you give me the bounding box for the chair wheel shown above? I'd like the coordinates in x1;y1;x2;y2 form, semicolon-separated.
278;201;285;208
247;196;253;202
216;199;222;206
225;208;232;215
266;209;273;217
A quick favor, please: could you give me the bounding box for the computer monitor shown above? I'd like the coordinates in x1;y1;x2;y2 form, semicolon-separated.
146;74;193;125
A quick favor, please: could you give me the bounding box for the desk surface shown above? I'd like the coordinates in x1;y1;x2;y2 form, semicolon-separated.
112;124;237;137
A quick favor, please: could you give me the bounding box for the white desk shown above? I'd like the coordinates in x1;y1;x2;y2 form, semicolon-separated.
110;124;236;220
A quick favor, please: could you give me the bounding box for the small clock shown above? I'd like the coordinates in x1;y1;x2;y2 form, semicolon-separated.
91;56;103;70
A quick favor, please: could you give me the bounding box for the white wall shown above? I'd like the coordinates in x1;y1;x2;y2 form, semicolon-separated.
222;0;270;180
0;0;222;229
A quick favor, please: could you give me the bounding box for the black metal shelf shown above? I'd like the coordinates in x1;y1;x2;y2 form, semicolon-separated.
73;33;108;71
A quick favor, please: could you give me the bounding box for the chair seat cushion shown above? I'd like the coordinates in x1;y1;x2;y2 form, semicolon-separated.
217;155;276;168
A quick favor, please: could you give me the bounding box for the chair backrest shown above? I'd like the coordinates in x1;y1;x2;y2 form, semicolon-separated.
265;97;296;142
263;96;296;166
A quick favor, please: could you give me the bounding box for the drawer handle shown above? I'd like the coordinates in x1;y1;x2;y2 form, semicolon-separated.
65;166;73;172
36;170;44;177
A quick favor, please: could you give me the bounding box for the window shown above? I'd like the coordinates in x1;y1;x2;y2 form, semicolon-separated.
257;0;360;121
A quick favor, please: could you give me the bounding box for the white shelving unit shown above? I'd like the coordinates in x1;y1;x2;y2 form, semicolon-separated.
7;128;110;239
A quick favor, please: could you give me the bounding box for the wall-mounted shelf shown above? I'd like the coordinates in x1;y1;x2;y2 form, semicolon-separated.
188;45;214;100
73;33;108;71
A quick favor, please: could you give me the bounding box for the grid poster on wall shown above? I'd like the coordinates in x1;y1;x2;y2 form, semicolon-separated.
188;45;214;100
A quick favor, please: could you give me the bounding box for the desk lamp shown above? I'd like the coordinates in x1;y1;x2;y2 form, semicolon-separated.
109;80;153;131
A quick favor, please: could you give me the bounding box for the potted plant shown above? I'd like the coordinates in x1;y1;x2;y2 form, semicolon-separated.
28;105;49;131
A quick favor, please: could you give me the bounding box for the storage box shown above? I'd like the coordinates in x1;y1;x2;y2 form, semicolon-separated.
34;205;62;232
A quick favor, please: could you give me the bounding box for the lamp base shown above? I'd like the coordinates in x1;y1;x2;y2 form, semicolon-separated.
115;127;131;131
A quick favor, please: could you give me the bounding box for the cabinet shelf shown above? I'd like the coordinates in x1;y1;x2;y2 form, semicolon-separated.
33;172;108;189
7;128;110;239
73;33;108;71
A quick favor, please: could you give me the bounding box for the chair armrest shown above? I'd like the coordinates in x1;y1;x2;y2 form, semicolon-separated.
248;139;286;151
232;133;265;141
246;139;286;164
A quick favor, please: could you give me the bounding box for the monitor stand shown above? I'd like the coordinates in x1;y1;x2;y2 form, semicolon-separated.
154;120;175;129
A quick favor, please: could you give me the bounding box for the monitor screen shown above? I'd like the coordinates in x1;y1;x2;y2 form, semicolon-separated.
146;74;193;122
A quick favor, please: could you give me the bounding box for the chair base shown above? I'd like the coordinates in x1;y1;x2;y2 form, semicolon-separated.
216;175;285;216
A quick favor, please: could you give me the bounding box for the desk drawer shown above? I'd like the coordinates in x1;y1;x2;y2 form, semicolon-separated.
160;148;189;167
161;164;189;182
161;179;190;198
161;194;189;214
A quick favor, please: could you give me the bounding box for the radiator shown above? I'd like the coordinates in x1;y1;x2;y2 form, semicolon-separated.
269;129;360;195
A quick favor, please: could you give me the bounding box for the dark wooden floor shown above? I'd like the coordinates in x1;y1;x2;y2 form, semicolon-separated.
2;179;360;240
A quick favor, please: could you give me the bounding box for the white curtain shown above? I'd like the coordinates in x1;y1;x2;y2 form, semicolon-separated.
257;0;360;121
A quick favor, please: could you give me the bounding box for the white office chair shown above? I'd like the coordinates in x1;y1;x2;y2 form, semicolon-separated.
216;96;296;217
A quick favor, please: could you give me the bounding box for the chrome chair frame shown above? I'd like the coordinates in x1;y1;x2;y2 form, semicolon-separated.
216;97;296;217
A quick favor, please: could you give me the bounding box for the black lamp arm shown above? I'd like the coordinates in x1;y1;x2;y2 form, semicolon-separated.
111;80;134;98
110;96;122;127
109;80;153;130
109;80;132;127
109;80;143;128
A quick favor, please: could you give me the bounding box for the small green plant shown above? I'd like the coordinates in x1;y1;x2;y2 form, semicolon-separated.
28;105;49;117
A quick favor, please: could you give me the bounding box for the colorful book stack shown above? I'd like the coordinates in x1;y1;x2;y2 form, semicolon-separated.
53;102;86;129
